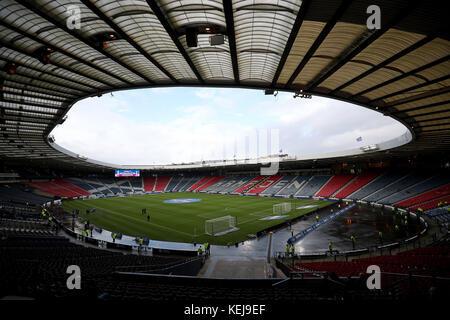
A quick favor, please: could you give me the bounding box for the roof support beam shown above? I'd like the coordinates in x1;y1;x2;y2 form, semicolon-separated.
0;41;96;92
1;113;54;123
223;0;239;83
1;76;78;99
395;101;450;117
414;115;450;124
15;0;153;84
285;0;352;88
306;0;420;91
384;87;450;109
0;20;125;87
1;88;67;103
0;106;58;116
0;97;64;110
330;33;439;94
0;68;87;96
353;55;450;99
146;0;204;83
79;0;177;82
0;21;117;87
271;0;311;87
370;74;450;104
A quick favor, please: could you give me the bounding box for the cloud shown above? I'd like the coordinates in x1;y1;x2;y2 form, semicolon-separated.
51;89;408;165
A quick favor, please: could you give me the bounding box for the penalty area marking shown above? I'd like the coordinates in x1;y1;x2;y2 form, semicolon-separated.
296;204;319;209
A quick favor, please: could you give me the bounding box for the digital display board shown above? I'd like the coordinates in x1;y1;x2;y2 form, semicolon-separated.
115;169;140;177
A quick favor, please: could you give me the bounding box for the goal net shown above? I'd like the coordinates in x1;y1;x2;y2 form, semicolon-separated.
205;215;239;236
273;202;291;215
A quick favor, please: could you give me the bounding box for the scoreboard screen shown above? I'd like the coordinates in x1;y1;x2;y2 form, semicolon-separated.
115;169;140;177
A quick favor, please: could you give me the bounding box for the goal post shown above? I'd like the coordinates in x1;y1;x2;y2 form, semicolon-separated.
273;202;292;215
205;215;239;236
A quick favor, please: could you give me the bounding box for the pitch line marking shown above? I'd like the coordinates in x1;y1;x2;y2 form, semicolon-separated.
87;206;193;237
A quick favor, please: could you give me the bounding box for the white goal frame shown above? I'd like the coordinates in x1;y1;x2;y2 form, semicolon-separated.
205;215;239;236
273;202;292;215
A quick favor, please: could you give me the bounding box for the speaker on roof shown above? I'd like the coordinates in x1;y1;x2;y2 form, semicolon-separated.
186;28;198;47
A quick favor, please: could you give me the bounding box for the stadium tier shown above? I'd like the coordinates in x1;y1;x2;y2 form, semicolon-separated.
3;173;448;211
143;176;156;192
364;174;430;203
233;176;265;193
154;176;173;192
293;247;450;277
196;176;225;192
24;181;84;198
188;176;212;191
347;173;405;200
297;175;331;197
315;174;355;198
247;175;282;194
395;183;450;209
333;172;381;199
165;175;183;192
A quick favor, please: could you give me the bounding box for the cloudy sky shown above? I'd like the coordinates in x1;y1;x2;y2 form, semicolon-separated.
50;87;407;165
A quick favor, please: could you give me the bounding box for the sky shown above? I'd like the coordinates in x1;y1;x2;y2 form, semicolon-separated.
50;87;408;165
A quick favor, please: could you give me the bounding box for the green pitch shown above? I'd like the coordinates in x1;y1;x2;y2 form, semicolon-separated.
62;192;332;245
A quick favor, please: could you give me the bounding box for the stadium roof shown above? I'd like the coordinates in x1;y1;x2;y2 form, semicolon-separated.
0;0;449;170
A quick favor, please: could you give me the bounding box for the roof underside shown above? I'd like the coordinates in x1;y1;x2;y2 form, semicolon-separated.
0;0;449;170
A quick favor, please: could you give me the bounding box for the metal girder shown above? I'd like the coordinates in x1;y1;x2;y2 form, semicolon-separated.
306;0;420;91
79;0;177;82
146;0;204;83
352;55;450;99
330;33;439;94
223;0;239;83
15;0;153;84
285;0;352;88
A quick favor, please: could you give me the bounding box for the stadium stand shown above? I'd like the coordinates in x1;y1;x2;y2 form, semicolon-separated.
293;246;450;277
315;174;355;198
347;173;405;200
247;175;282;194
54;179;91;196
425;206;450;225
177;176;202;192
212;176;253;193
233;176;265;193
0;184;52;205
277;176;310;196
116;180;133;194
333;172;381;199
165;175;183;192
0;236;195;299
379;175;449;205
409;195;450;211
260;176;296;195
24;181;82;198
154;176;172;192
143;176;157;192
129;177;144;192
66;178;98;194
296;176;331;197
196;176;224;192
395;183;450;209
364;174;430;203
188;176;213;191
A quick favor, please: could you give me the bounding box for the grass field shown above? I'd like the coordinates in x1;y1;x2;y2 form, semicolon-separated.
62;192;333;245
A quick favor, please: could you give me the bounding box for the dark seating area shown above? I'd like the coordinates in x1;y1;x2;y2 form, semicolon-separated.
0;235;193;299
289;246;450;299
